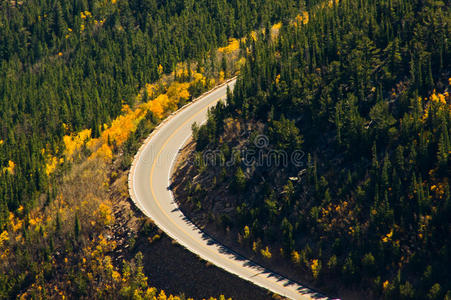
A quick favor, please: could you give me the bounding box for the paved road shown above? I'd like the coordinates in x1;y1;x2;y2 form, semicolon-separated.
128;78;328;300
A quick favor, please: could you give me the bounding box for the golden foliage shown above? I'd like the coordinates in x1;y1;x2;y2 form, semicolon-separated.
100;109;141;146
0;230;8;247
219;71;225;82
89;143;113;162
9;212;23;232
272;22;282;30
250;31;257;41
421;91;449;122
293;11;310;26
243;225;250;239
63;129;92;160
310;259;321;279
328;0;339;8
260;246;272;259
192;72;206;87
382;229;394;243
218;38;240;54
271;22;282;39
80;11;92;19
2;160;16;174
167;82;191;103
291;250;301;264
143;94;168;119
383;280;390;290
45;155;60;176
94;202;114;226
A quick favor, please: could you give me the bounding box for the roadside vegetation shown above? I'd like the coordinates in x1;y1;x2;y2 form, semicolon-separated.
0;62;232;298
0;0;322;297
176;0;450;299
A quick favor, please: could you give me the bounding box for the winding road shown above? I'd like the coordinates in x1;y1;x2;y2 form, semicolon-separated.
128;78;328;300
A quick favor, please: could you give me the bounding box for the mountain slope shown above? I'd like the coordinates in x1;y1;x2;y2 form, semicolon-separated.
174;0;451;298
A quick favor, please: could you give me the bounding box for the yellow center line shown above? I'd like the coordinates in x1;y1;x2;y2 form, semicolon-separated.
148;94;268;279
145;89;305;299
149;97;233;247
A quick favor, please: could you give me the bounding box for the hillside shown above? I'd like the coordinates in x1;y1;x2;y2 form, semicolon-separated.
1;68;272;298
0;0;315;297
173;0;451;299
0;0;319;228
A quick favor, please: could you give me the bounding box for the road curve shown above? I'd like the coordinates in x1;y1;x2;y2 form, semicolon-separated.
128;78;328;300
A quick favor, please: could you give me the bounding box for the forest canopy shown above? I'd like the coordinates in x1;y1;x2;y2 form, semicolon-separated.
0;0;322;222
184;0;451;298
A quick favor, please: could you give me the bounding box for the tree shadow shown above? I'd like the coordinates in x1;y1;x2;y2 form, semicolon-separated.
164;183;329;299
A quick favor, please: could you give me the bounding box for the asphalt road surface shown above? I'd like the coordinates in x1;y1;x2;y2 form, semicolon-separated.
129;78;328;300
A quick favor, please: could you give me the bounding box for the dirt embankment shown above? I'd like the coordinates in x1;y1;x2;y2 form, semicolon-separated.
110;159;274;300
171;139;363;300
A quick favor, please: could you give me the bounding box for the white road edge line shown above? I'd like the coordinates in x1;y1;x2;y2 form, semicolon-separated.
128;78;330;300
